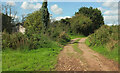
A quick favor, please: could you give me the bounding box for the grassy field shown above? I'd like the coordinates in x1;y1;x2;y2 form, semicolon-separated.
85;38;118;62
2;47;62;71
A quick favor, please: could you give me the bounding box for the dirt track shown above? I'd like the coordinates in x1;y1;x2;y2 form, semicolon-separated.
56;38;118;71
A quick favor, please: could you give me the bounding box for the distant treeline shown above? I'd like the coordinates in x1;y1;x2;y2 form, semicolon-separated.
2;1;104;50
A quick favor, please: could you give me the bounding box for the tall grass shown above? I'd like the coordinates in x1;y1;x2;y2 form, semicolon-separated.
2;47;62;71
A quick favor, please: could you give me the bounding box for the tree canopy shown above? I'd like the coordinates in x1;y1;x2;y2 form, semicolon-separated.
2;13;13;33
41;0;50;31
70;14;92;36
75;7;104;33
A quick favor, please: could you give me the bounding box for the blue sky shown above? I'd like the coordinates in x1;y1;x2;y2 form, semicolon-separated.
48;2;102;18
1;1;119;25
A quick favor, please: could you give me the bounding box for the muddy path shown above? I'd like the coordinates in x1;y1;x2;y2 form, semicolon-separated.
56;38;118;71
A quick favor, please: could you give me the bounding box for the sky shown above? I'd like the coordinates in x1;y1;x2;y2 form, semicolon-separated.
1;0;119;25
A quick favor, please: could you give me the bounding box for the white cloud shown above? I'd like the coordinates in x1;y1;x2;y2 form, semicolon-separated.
54;16;71;21
102;2;118;15
104;16;118;25
98;2;118;15
98;7;105;12
21;2;42;10
104;10;118;15
102;2;118;9
50;4;63;15
6;1;16;6
100;1;118;25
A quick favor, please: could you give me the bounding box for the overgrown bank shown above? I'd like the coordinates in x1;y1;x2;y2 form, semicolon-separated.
85;25;119;63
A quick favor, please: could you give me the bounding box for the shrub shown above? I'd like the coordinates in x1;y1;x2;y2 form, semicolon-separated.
88;25;119;49
28;33;59;49
2;32;29;50
58;32;70;45
2;31;59;50
86;25;119;62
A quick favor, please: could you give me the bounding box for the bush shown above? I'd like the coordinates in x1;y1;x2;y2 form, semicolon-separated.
86;25;119;62
2;32;29;50
58;32;70;45
88;25;119;49
28;33;59;49
2;31;59;50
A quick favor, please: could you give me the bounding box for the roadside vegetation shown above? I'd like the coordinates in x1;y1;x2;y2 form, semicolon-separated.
2;0;107;71
3;47;62;71
86;25;119;63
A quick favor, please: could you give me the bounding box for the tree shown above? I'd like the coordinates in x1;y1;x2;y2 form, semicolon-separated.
2;3;18;33
70;14;92;36
2;13;13;33
41;0;50;31
75;7;104;33
24;10;43;35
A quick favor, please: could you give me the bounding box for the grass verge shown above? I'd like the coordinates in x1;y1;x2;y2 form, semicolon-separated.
85;38;118;62
73;39;83;54
2;47;62;71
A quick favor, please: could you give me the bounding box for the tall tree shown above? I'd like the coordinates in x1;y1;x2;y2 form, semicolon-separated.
2;13;13;33
75;7;104;33
41;0;49;31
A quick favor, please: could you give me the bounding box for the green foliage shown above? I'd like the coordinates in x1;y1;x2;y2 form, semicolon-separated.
88;25;118;47
70;14;92;36
2;47;63;71
58;32;70;45
41;0;50;30
76;7;104;33
2;13;13;34
86;25;119;62
47;22;62;40
59;18;71;33
2;32;59;50
23;8;56;50
24;10;43;34
2;32;29;50
68;34;85;39
85;39;118;62
28;34;59;49
48;7;104;36
46;19;71;45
